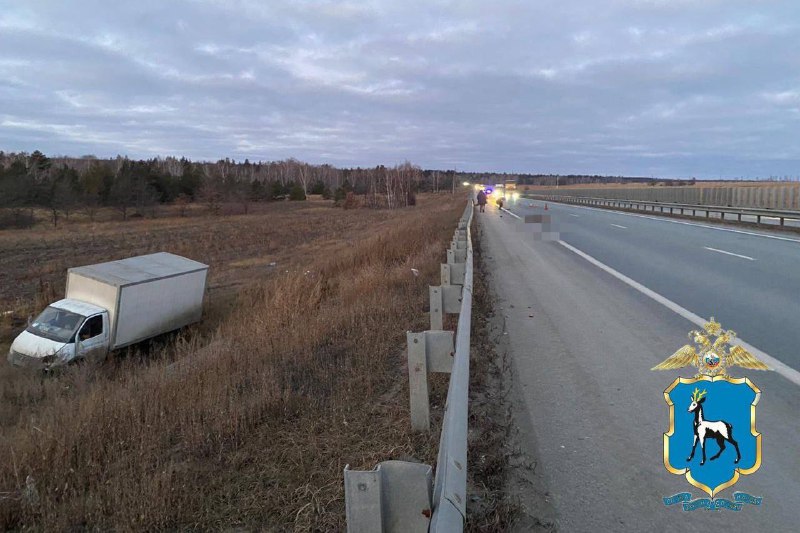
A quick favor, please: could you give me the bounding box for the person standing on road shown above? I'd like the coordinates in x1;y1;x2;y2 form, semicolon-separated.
477;189;487;212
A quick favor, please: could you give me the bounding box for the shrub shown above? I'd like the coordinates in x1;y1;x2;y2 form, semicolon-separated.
289;184;306;201
342;191;359;210
308;181;327;195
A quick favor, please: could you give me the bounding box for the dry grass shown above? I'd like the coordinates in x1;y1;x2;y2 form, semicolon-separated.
0;195;463;530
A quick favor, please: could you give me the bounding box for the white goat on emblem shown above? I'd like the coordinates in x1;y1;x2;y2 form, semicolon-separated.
686;388;741;465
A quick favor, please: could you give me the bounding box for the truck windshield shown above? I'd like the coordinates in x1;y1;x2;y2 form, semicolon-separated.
26;306;84;343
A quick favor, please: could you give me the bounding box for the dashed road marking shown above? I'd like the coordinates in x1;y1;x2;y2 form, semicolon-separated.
557;240;800;387
703;246;756;261
541;201;800;244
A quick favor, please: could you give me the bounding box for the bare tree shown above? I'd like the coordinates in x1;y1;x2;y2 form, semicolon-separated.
174;194;191;217
198;179;224;216
53;180;78;226
108;172;135;220
297;161;310;196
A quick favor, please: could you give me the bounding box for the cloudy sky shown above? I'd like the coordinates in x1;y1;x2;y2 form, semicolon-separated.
1;0;799;178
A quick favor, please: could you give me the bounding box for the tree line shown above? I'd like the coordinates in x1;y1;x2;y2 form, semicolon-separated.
0;152;463;228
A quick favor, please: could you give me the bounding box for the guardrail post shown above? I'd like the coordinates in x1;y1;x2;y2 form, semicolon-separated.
407;331;432;431
441;263;465;286
344;461;433;533
408;330;455;431
429;286;443;330
447;247;467;264
441;264;451;286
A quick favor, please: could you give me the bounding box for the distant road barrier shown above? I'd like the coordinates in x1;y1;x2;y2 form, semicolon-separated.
527;184;800;210
344;201;474;533
526;194;800;227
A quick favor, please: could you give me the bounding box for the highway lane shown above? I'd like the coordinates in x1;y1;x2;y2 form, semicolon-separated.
526;196;800;228
478;203;800;532
504;198;800;375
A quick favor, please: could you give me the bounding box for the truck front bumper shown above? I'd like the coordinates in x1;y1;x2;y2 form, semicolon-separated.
7;350;53;370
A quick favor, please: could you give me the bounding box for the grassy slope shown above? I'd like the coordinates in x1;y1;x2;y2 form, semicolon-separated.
0;196;463;530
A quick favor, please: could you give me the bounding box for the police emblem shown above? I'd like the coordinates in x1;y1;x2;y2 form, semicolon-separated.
652;318;769;511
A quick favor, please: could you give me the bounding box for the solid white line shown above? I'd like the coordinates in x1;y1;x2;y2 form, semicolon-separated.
501;207;522;219
611;223;628;229
569;214;580;218
558;240;800;387
703;246;756;261
545;201;800;244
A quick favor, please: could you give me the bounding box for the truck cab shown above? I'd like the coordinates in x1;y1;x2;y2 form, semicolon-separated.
8;299;109;369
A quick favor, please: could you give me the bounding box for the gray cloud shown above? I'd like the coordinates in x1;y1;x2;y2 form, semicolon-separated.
1;0;799;177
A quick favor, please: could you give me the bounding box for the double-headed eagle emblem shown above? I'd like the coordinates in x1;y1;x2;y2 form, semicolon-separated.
652;318;770;377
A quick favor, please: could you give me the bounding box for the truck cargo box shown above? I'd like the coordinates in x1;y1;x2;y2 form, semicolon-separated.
65;252;208;349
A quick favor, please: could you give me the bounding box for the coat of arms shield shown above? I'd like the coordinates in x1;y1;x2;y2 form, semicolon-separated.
663;376;760;496
653;318;770;504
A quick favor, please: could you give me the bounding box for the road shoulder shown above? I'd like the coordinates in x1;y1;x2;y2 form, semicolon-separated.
471;216;558;531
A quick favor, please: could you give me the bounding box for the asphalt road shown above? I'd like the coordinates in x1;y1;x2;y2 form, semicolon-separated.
527;196;800;228
478;201;800;532
510;198;800;372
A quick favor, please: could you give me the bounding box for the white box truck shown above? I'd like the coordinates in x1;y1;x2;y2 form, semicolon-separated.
8;252;208;369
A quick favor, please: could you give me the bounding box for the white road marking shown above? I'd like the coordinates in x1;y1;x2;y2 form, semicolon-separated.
543;201;800;244
569;214;580;218
557;240;800;387
703;246;756;261
611;224;627;229
501;207;522;219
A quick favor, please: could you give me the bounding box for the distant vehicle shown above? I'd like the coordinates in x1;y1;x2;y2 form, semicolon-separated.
8;252;209;369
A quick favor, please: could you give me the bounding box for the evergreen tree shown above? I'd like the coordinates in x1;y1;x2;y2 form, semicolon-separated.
289;183;306;201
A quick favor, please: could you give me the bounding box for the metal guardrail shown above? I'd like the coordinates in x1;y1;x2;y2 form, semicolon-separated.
525;194;800;226
344;201;474;533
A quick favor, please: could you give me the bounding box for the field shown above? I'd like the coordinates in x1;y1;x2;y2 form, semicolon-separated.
0;195;472;529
